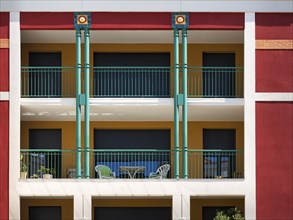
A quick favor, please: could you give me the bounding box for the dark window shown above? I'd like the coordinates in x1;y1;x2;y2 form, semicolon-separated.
94;207;171;220
29;206;61;220
93;53;170;97
94;129;170;150
203;53;236;97
202;206;234;220
203;129;236;178
29;129;62;178
29;52;62;97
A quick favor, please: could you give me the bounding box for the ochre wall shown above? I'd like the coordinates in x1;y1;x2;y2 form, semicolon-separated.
190;198;244;220
21;121;244;150
20;198;73;220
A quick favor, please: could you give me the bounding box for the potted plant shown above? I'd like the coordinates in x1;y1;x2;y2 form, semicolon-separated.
20;164;28;179
214;207;244;220
38;166;55;179
20;153;28;179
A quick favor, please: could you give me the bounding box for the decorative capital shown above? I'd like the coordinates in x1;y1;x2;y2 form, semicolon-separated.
74;12;91;30
172;13;189;29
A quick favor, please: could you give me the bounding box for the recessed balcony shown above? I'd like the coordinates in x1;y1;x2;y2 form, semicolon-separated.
20;148;243;179
21;66;243;98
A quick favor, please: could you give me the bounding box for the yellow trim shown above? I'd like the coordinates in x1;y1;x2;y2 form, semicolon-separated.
190;198;244;220
20;198;73;220
256;40;293;49
0;39;9;48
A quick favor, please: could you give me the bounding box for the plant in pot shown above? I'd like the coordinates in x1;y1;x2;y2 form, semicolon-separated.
20;164;28;179
214;207;244;220
20;153;28;179
38;166;55;179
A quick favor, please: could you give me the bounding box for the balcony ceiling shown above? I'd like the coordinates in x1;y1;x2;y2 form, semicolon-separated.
21;98;244;121
21;30;244;44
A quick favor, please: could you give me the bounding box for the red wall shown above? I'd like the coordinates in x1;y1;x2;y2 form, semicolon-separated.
256;50;293;92
189;13;244;30
256;13;293;40
0;101;9;220
256;102;293;220
0;12;9;91
91;12;171;30
20;12;74;30
20;12;244;30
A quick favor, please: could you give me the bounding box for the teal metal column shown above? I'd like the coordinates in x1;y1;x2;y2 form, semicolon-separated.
84;28;90;178
75;28;82;178
182;28;188;179
173;28;180;179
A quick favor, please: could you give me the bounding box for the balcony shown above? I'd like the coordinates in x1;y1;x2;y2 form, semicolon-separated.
20;149;244;179
21;66;243;98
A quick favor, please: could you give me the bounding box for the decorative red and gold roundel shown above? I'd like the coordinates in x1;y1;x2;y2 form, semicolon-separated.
176;15;185;24
78;15;88;24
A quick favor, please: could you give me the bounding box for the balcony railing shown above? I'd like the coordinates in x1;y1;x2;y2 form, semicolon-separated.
20;149;243;179
92;67;170;97
21;66;76;98
186;67;243;98
21;66;243;98
187;149;244;178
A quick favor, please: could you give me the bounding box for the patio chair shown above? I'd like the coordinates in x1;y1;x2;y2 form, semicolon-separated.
95;165;116;179
149;164;170;179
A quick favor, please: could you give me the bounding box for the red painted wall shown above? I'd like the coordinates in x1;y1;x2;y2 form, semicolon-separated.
91;12;171;30
19;12;245;30
256;102;293;220
256;13;293;39
0;12;9;38
256;50;293;92
0;101;9;220
20;12;74;30
0;12;9;92
189;13;244;30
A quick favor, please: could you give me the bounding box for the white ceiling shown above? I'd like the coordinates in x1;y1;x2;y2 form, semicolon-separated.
21;30;244;44
21;98;244;121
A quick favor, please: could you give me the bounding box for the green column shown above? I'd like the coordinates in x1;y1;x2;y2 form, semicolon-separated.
84;28;90;178
75;29;82;178
173;28;180;179
182;28;188;179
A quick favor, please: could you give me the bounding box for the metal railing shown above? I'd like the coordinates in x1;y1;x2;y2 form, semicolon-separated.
186;67;244;98
20;149;76;179
91;67;171;97
21;66;244;98
21;66;76;97
187;149;244;179
20;149;243;179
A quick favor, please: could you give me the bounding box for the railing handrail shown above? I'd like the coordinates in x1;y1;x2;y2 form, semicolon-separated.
188;66;243;69
20;149;243;153
20;149;75;153
187;149;244;153
21;66;75;69
91;149;172;153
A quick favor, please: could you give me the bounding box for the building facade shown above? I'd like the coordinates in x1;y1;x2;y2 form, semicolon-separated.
0;1;292;219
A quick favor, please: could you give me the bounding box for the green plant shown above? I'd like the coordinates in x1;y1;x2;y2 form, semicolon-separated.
20;153;27;172
30;174;39;179
38;166;55;175
214;207;244;220
21;164;28;172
